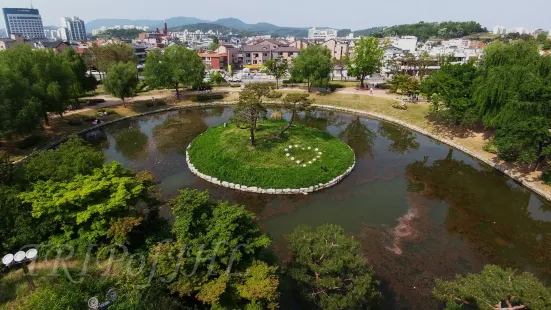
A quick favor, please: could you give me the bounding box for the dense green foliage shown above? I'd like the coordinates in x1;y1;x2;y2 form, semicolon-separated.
346;36;385;87
375;21;487;41
288;224;380;309
421;40;551;174
188;120;354;188
263;58;289;89
0;45;85;132
104;62;139;104
232;82;273;145
95;28;142;39
291;45;332;92
278;92;313;137
433;265;551;309
144;45;205;100
421;60;479;124
389;74;421;100
149;189;279;309
84;42;137;80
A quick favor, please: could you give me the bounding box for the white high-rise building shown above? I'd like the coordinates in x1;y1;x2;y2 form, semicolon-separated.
60;16;86;41
2;7;45;38
308;27;338;40
492;25;506;35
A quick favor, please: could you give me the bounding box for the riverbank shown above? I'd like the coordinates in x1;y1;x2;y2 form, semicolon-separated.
3;88;550;201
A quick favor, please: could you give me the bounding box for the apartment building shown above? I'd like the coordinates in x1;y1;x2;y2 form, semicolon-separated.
59;16;87;42
272;46;300;62
308;27;337;40
2;8;45;38
199;52;228;70
322;39;351;60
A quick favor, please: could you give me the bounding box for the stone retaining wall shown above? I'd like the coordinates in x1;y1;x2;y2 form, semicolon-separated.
185;134;356;195
20;101;551;201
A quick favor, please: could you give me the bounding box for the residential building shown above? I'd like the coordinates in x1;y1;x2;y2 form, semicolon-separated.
322;39;350;60
241;44;273;69
44;29;60;40
33;40;71;53
272;46;300;62
289;39;309;49
492;25;506;35
389;36;418;52
2;7;45;38
199;52;228;70
308;27;337;40
59;16;87;41
215;45;240;68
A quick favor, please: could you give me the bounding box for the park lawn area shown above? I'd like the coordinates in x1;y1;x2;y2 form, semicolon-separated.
188;120;355;189
310;92;432;130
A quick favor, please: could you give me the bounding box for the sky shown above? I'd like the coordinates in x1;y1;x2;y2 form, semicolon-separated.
3;0;551;31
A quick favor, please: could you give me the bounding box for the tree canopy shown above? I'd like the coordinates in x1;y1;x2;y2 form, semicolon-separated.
346;36;384;87
288;224;380;309
434;265;551;309
263;58;289;89
232;83;272;145
104;62;139;105
144;45;205;100
149;189;278;309
291;45;332;92
374;21;487;41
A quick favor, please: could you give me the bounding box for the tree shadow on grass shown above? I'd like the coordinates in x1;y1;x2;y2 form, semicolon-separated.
424;112;478;139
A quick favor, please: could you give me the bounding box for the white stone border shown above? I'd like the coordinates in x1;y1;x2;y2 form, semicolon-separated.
185;130;356;195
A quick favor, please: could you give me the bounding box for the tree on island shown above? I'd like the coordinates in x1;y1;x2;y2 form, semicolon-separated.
278;92;312;137
232;83;273;146
104;62;138;106
291;45;332;92
149;189;279;309
144;45;205;100
263;57;289;89
346;36;384;88
288;224;381;309
433;265;551;309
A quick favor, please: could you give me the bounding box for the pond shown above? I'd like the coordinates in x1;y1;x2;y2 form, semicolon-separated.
85;106;551;309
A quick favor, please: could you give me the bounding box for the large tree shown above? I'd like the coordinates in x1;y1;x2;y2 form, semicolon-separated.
291;45;332;92
433;265;551;309
144;45;205;100
149;189;279;309
0;45;74;126
346;36;384;88
60;48;97;108
263;58;289;89
278;92;312;137
288;224;381;309
104;62;139;106
84;42;137;80
232;83;272;146
421;60;479;125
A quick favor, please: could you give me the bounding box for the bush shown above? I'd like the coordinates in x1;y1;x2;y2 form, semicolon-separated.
392;102;408;110
16;135;42;150
327;83;345;92
156;99;167;106
230;84;242;88
97;108;115;115
377;83;391;90
67;118;83;126
83;116;96;122
136;81;148;93
145;101;154;108
483;141;499;154
77;98;106;106
542;170;551;186
265;90;283;99
191;94;225;102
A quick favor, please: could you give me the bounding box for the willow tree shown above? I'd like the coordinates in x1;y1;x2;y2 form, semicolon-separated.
291;45;332;92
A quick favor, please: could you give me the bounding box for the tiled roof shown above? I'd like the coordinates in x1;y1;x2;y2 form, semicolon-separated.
273;46;300;52
241;45;272;52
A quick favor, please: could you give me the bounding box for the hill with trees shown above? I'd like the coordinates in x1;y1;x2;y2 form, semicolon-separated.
374;21;487;41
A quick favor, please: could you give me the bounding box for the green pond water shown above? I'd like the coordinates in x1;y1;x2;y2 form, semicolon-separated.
84;106;551;309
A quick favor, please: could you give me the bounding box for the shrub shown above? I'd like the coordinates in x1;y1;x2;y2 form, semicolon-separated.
265;90;283;99
328;83;345;91
191;94;225;102
230;84;242;88
377;83;391;90
97;108;115;115
156;99;167;106
136;81;148;93
83;116;96;122
77;98;105;106
542;170;551;186
483;141;499;154
392;102;408;110
67;118;83;126
16;135;42;150
145;101;154;107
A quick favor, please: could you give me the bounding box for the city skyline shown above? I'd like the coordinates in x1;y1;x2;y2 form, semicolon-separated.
2;0;551;31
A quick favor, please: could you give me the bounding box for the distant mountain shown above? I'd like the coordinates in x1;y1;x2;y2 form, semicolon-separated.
86;16;208;32
213;18;250;30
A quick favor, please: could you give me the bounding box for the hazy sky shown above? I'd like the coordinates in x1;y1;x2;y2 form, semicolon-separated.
3;0;551;30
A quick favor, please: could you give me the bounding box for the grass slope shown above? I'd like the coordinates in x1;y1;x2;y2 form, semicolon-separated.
188;120;354;189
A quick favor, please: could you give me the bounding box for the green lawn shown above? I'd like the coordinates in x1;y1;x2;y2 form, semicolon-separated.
188;120;354;189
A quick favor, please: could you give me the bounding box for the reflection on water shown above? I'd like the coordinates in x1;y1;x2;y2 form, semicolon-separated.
90;107;551;309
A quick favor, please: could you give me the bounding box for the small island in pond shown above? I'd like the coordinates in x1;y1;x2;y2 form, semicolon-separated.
187;120;355;192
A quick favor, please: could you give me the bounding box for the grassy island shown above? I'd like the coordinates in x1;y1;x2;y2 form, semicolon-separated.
187;120;355;189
